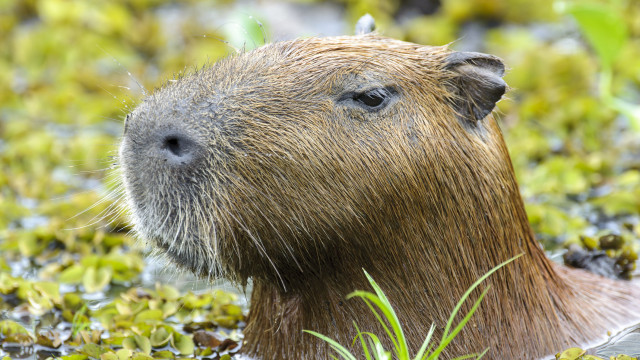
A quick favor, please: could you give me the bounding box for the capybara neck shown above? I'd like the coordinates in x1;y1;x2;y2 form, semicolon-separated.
118;35;640;359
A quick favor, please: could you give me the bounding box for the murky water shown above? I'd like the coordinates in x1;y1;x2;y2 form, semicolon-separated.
3;1;640;359
590;324;640;358
1;256;249;360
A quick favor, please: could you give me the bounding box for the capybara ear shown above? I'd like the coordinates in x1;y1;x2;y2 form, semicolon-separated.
444;52;507;123
355;14;376;35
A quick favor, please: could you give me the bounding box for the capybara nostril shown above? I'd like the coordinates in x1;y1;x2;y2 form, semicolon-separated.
160;132;197;165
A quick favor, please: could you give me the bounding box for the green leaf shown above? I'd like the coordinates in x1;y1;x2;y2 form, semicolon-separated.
134;334;152;355
152;350;175;359
63;292;84;311
161;301;179;318
362;269;409;358
59;264;85;283
122;337;137;351
348;292;398;354
100;353;119;360
134;309;164;323
116;348;132;360
80;344;109;358
33;281;61;303
225;12;267;51
555;347;586;360
155;284;180;301
123;335;152;355
361;331;387;360
451;348;489;360
0;273;20;294
565;3;627;68
131;353;154;360
83;266;112;293
352;323;372;360
59;355;89;360
149;327;172;347
413;323;436;360
171;332;194;355
0;320;30;336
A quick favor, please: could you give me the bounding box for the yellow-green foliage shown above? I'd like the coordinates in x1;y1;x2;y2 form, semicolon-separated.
1;0;639;358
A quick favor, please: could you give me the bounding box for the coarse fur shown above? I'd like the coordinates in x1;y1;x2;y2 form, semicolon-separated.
118;35;640;359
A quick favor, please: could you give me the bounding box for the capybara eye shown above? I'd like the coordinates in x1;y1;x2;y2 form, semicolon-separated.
353;88;392;110
354;89;388;108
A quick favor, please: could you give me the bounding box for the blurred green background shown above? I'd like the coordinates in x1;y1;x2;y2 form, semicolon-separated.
1;0;640;358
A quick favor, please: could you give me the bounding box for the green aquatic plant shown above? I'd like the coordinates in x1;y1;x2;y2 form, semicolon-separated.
558;0;640;130
71;304;91;338
305;256;522;360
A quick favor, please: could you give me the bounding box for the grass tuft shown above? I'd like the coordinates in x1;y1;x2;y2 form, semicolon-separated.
305;255;522;360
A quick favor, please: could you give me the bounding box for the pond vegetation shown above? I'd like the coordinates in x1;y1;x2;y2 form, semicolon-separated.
1;0;639;359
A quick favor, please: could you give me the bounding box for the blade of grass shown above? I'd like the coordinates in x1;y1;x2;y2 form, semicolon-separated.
308;256;520;360
441;254;522;341
428;286;491;360
348;291;400;352
414;323;436;360
303;330;357;360
475;348;489;359
362;270;409;358
369;337;391;360
451;353;484;360
353;322;373;360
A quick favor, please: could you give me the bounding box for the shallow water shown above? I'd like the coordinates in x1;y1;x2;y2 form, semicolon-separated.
590;324;640;358
3;1;640;359
0;258;249;360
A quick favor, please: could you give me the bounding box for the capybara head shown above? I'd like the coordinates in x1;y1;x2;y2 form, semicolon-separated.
119;35;506;287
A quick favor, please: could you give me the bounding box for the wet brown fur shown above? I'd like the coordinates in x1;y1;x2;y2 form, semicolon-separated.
119;35;640;359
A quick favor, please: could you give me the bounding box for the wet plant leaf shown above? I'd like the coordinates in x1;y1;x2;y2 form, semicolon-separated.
135;334;152;355
115;348;133;360
62;292;84;311
33;281;61;303
556;347;586;360
171;332;195;355
160;301;179;318
59;264;85;283
152;350;175;359
149;327;172;347
156;284;180;301
36;330;63;348
83;266;113;293
59;355;89;360
80;343;110;358
613;355;637;360
134;309;164;323
131;353;154;360
0;320;30;336
100;353;119;360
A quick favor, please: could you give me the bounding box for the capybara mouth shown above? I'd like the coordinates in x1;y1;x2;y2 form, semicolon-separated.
118;161;221;278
